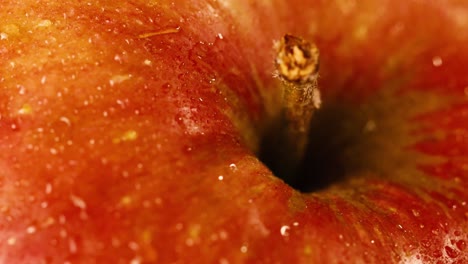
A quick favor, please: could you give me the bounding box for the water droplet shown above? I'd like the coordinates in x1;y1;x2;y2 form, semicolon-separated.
411;209;420;217
154;197;163;206
363;119;376;132
185;238;194;246
130;256;142;264
7;237;16;245
41;217;55;228
219;258;229;264
229;163;237;172
219;230;228;240
280;225;290;236
240;245;248;253
161;83;172;92
59;116;71;126
26;225;37;234
111;237;121;247
59;215;66;224
397;224;404;229
70;194;87;209
293;222;299;227
109;74;132;86
128;241;139;251
69;238;78;254
218;175;224;181
432;56;443;67
17;85;25;95
50;148;58;155
370;240;375;244
45;183;52;194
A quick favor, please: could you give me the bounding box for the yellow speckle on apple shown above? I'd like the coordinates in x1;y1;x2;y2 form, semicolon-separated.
18;104;33;115
304;244;313;255
113;130;138;144
353;24;368;40
120;195;132;206
1;24;20;37
36;19;53;28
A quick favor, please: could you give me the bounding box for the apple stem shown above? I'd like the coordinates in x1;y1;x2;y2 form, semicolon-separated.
267;35;321;182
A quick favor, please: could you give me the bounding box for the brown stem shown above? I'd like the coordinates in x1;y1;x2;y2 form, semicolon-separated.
265;34;321;182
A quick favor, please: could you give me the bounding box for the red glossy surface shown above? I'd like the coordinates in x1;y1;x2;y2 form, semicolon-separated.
0;0;467;263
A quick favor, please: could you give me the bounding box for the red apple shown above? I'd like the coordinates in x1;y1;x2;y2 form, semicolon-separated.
1;0;467;263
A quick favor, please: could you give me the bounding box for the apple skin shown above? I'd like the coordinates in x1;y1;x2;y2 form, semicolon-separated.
0;0;467;263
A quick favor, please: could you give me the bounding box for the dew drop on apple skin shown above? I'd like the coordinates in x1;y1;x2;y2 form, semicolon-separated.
432;56;443;67
68;238;78;254
240;245;248;253
130;256;142;264
70;194;87;209
229;163;237;172
7;237;16;246
280;225;290;237
26;225;37;234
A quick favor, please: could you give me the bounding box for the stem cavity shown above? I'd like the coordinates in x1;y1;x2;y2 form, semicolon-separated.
264;34;321;182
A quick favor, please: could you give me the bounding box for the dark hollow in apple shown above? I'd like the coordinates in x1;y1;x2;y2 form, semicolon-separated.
260;85;441;192
260;99;375;192
294;102;365;192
